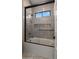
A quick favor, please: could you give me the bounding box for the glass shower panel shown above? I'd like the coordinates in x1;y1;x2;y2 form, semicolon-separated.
25;4;55;47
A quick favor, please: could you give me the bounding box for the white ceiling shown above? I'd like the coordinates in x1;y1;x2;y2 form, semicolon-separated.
29;0;53;5
23;0;53;7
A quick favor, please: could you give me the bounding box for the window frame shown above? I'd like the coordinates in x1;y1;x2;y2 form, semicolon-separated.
35;10;51;18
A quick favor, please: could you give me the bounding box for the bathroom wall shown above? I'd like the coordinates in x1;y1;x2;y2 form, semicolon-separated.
53;2;57;59
23;3;55;59
31;3;54;39
22;1;56;59
22;0;31;53
24;3;55;39
22;0;31;41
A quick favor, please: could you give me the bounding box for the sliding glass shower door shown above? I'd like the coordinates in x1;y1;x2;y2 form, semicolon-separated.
25;3;55;47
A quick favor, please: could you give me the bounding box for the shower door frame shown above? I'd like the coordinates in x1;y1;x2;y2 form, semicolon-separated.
24;0;55;47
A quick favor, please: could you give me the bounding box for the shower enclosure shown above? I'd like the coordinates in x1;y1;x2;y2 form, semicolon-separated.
24;1;55;47
23;0;56;59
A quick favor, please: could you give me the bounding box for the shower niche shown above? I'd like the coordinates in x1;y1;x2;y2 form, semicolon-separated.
24;2;55;47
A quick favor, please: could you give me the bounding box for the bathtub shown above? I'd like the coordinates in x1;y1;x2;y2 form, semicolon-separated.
27;37;54;46
23;42;55;59
23;37;55;59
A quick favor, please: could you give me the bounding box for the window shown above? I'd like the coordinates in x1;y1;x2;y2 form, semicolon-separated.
36;12;42;17
35;10;51;18
43;11;51;16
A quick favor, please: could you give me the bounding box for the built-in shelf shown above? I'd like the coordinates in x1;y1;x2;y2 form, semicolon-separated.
39;29;54;31
34;23;52;25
